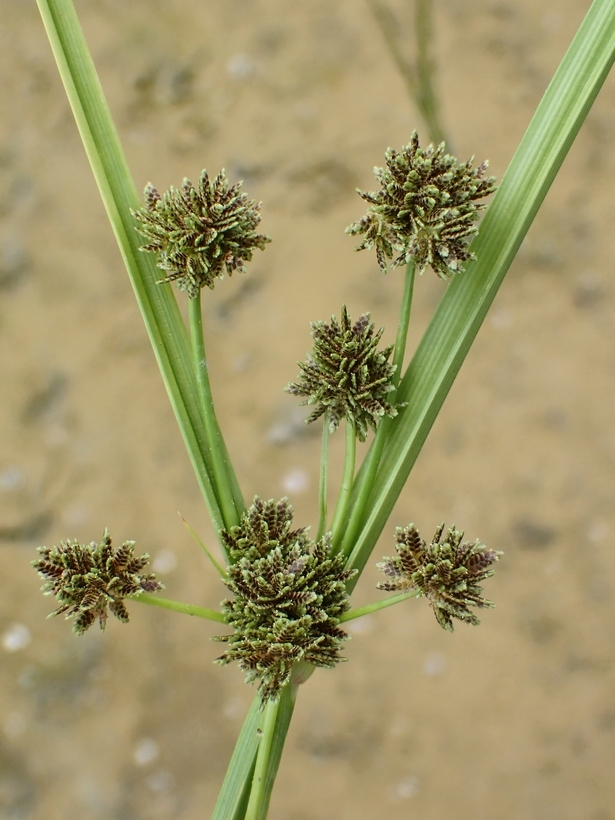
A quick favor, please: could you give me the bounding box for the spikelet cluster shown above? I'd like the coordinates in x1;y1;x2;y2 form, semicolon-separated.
133;169;270;297
346;132;496;280
214;497;355;701
378;523;501;631
286;305;398;441
33;530;163;635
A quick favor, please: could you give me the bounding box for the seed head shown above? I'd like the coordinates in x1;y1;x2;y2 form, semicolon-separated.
214;497;355;702
286;305;398;441
346;132;496;280
377;522;501;631
33;530;163;635
133;169;270;297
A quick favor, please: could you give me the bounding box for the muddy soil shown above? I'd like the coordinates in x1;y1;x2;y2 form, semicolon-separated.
1;1;615;818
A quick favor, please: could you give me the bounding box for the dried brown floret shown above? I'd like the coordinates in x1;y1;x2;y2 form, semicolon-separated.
347;132;496;279
33;530;163;635
378;522;501;631
133;169;270;297
286;306;398;441
214;497;355;701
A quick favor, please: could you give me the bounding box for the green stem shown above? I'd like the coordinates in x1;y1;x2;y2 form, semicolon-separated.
340;261;415;559
211;694;264;820
330;419;357;548
367;0;448;145
244;665;305;820
415;0;448;146
391;261;416;388
245;698;281;820
132;593;226;623
368;0;417;96
317;414;329;540
188;293;242;530
341;589;419;622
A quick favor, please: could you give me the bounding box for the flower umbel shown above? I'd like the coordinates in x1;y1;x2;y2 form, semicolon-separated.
214;497;355;702
377;523;501;631
33;530;163;635
133;169;271;298
346;132;496;279
286;305;398;441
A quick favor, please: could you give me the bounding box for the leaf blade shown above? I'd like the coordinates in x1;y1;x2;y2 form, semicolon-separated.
345;0;615;581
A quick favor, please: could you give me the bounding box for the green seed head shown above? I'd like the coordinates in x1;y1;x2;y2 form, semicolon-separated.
214;497;355;702
346;132;496;280
133;169;271;298
286;305;398;441
33;530;163;635
378;522;501;631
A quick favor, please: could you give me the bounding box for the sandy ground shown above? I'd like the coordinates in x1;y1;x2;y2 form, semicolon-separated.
2;0;615;818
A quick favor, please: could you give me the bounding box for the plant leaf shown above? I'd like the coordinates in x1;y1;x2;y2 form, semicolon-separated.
35;0;245;547
344;0;615;581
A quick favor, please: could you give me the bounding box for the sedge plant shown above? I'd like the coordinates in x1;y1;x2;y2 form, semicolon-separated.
31;0;615;817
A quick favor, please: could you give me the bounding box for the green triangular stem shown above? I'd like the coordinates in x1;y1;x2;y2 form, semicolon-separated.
340;260;415;559
330;419;357;548
133;593;226;623
316;413;329;541
341;589;419;622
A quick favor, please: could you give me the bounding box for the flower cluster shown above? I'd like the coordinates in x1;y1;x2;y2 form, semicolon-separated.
377;522;501;631
133;169;270;297
346;132;496;280
33;530;163;635
214;497;355;701
286;305;398;441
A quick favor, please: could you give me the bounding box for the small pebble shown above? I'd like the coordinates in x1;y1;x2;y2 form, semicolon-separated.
146;770;174;793
0;468;24;491
388;775;419;802
2;624;31;653
423;651;447;676
345;615;374;636
281;468;309;494
133;737;159;767
224;697;246;721
152;550;177;574
227;53;254;80
587;519;609;544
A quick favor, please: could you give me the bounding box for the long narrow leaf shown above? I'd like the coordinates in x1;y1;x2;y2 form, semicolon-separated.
36;0;244;544
345;0;615;581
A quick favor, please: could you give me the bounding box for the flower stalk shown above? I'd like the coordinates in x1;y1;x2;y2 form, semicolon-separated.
245;696;281;820
317;413;330;541
188;291;242;530
132;593;227;623
339;260;415;559
340;589;419;623
330;419;357;548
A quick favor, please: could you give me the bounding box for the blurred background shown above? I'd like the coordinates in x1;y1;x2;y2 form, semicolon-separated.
2;1;615;818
